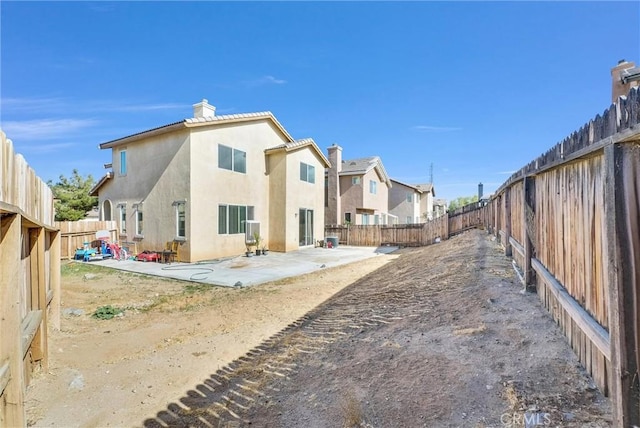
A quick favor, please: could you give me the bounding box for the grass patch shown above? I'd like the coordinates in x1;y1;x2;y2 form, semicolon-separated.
453;323;487;336
341;391;364;428
92;305;123;320
183;283;213;294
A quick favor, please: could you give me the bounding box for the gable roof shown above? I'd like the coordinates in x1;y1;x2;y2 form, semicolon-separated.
339;156;391;185
99;111;295;149
415;183;435;196
390;179;423;193
89;172;113;197
264;138;331;167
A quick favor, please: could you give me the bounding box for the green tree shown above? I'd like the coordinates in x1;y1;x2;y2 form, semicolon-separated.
48;170;98;221
448;195;479;211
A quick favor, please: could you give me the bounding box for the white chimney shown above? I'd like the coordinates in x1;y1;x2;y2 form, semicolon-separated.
192;99;216;118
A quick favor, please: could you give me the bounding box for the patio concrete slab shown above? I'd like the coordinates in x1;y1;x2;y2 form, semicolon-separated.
88;245;398;287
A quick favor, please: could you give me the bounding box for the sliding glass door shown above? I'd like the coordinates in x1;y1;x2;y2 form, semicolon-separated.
299;208;314;246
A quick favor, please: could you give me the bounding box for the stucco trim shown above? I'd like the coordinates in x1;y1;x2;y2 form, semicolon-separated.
264;139;331;168
99;122;185;149
390;179;424;193
89;172;113;196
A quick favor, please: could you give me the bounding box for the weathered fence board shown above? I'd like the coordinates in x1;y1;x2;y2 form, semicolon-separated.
1;130;59;426
488;87;640;426
325;215;449;248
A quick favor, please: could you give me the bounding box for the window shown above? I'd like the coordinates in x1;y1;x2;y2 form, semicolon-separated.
362;213;370;225
118;204;126;234
352;177;361;185
406;192;413;203
135;206;143;236
406;216;412;224
300;162;315;183
374;215;379;225
344;212;352;224
119;150;127;175
175;201;186;238
218;144;246;173
218;204;254;234
369;180;377;194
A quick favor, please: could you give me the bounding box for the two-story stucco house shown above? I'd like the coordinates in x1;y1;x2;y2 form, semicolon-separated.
415;183;436;221
389;179;423;224
90;99;330;262
325;144;394;226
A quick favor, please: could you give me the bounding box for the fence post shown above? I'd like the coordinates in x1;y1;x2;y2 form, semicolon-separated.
504;187;512;257
523;176;535;288
603;142;640;427
444;212;449;240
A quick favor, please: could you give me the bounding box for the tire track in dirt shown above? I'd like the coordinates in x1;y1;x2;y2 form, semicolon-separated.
141;230;611;427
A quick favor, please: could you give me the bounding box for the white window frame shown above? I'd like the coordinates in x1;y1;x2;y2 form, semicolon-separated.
134;204;143;237
369;180;377;194
174;201;186;239
300;162;316;183
406;192;413;203
362;213;370;225
218;144;247;173
119;149;127;176
406;216;412;224
118;203;127;235
352;176;361;185
218;204;254;235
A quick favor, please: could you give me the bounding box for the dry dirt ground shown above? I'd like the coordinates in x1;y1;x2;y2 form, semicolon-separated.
26;230;611;427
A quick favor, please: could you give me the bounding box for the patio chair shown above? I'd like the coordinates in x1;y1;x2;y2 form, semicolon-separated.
162;240;180;263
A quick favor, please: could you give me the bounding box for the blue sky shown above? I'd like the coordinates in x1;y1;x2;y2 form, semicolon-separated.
2;1;639;203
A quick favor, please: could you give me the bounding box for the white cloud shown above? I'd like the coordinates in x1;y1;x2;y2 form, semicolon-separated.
1;118;99;141
18;142;77;154
92;102;185;113
1;96;186;115
245;75;287;87
411;125;462;132
1;97;67;112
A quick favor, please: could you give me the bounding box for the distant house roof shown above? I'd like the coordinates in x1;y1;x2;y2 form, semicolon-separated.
99;111;296;149
434;198;447;206
89;172;113;197
265;138;331;167
339;156;391;185
415;183;435;197
390;179;423;193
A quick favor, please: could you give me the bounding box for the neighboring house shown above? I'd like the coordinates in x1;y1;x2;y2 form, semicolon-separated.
433;198;447;218
415;183;436;221
325;144;394;225
90;99;330;261
389;179;423;224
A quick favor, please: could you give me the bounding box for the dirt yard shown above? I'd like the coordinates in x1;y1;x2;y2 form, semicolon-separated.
26;230;611;427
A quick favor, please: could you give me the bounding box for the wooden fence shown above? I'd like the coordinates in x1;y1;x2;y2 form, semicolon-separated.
324;87;640;425
483;87;640;426
325;214;449;247
57;220;118;259
0;130;60;427
324;203;492;248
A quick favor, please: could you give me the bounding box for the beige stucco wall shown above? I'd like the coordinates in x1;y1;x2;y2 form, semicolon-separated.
420;191;435;220
268;151;288;252
189;120;287;260
389;182;421;223
338;169;390;225
97;130;191;258
282;148;326;250
338;174;362;223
